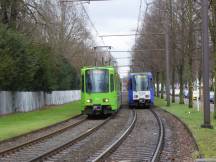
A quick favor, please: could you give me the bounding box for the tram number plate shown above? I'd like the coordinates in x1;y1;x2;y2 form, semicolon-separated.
139;99;145;103
93;106;102;111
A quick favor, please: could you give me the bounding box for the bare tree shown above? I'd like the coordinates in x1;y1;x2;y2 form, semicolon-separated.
132;0;202;107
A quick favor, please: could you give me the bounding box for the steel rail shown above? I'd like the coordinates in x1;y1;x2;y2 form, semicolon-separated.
0;114;83;145
91;109;137;162
92;108;164;162
30;116;112;162
158;108;200;157
0;116;87;157
150;109;165;162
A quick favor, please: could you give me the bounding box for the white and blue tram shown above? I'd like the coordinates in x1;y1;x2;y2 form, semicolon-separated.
128;72;154;108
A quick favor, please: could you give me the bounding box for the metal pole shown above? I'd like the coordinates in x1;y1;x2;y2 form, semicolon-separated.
165;7;170;106
94;47;97;66
201;0;212;128
197;78;200;111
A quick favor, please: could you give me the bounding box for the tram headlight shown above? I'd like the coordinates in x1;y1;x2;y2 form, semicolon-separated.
145;95;150;99
134;95;138;99
103;98;109;103
86;99;92;103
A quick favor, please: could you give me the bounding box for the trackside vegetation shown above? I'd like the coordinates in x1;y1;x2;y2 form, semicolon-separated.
0;1;105;92
155;97;216;158
0;25;79;91
0;101;81;141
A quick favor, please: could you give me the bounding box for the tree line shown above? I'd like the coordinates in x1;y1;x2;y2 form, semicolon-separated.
132;0;216;117
0;0;107;91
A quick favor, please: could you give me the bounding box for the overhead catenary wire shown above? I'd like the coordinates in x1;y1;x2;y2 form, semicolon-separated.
61;0;107;47
110;49;165;52
134;0;151;45
135;0;143;41
115;57;132;59
80;3;107;47
79;2;116;63
99;33;164;37
80;0;156;69
133;0;153;58
61;0;108;2
132;0;155;72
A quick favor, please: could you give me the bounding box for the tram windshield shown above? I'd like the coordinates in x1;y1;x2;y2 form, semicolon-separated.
133;75;149;91
86;69;109;93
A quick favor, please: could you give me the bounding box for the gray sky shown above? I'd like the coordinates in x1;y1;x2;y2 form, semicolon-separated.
84;0;147;77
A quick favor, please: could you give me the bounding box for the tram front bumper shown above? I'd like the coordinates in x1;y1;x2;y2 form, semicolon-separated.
82;105;115;115
131;99;151;106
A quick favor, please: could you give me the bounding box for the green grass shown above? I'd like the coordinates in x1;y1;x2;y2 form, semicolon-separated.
0;101;81;141
155;97;216;158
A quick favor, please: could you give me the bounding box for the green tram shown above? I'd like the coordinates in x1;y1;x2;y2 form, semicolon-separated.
81;66;122;116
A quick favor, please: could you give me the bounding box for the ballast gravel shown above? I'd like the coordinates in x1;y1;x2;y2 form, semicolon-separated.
0;118;104;162
105;109;160;162
0;115;86;153
156;108;198;162
45;107;133;162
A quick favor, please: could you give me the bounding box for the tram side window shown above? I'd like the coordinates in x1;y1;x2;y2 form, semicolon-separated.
129;79;132;90
81;75;84;92
149;78;153;89
110;74;114;92
115;75;118;91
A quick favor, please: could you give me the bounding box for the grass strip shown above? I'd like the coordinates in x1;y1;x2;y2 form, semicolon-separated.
155;97;216;158
0;101;81;141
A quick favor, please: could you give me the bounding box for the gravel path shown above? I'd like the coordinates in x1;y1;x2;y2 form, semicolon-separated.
0;115;86;153
155;108;198;162
0;118;104;162
105;109;160;162
45;107;133;162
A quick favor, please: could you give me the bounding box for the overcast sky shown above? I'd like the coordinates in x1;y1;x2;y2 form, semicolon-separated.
84;0;146;77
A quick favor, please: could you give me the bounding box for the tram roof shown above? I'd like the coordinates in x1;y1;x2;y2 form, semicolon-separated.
81;66;116;70
129;72;152;76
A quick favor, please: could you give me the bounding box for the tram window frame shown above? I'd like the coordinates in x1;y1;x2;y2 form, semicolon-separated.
129;78;132;90
81;74;84;92
149;78;153;89
110;74;114;92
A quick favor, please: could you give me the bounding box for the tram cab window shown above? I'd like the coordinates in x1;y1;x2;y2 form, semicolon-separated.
86;69;109;93
133;75;149;91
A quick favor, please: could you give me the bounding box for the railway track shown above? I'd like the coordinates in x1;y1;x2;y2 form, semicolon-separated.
90;108;164;162
0;114;86;152
45;107;134;162
0;116;111;162
151;109;165;162
156;108;199;161
0;108;165;162
0;116;87;157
